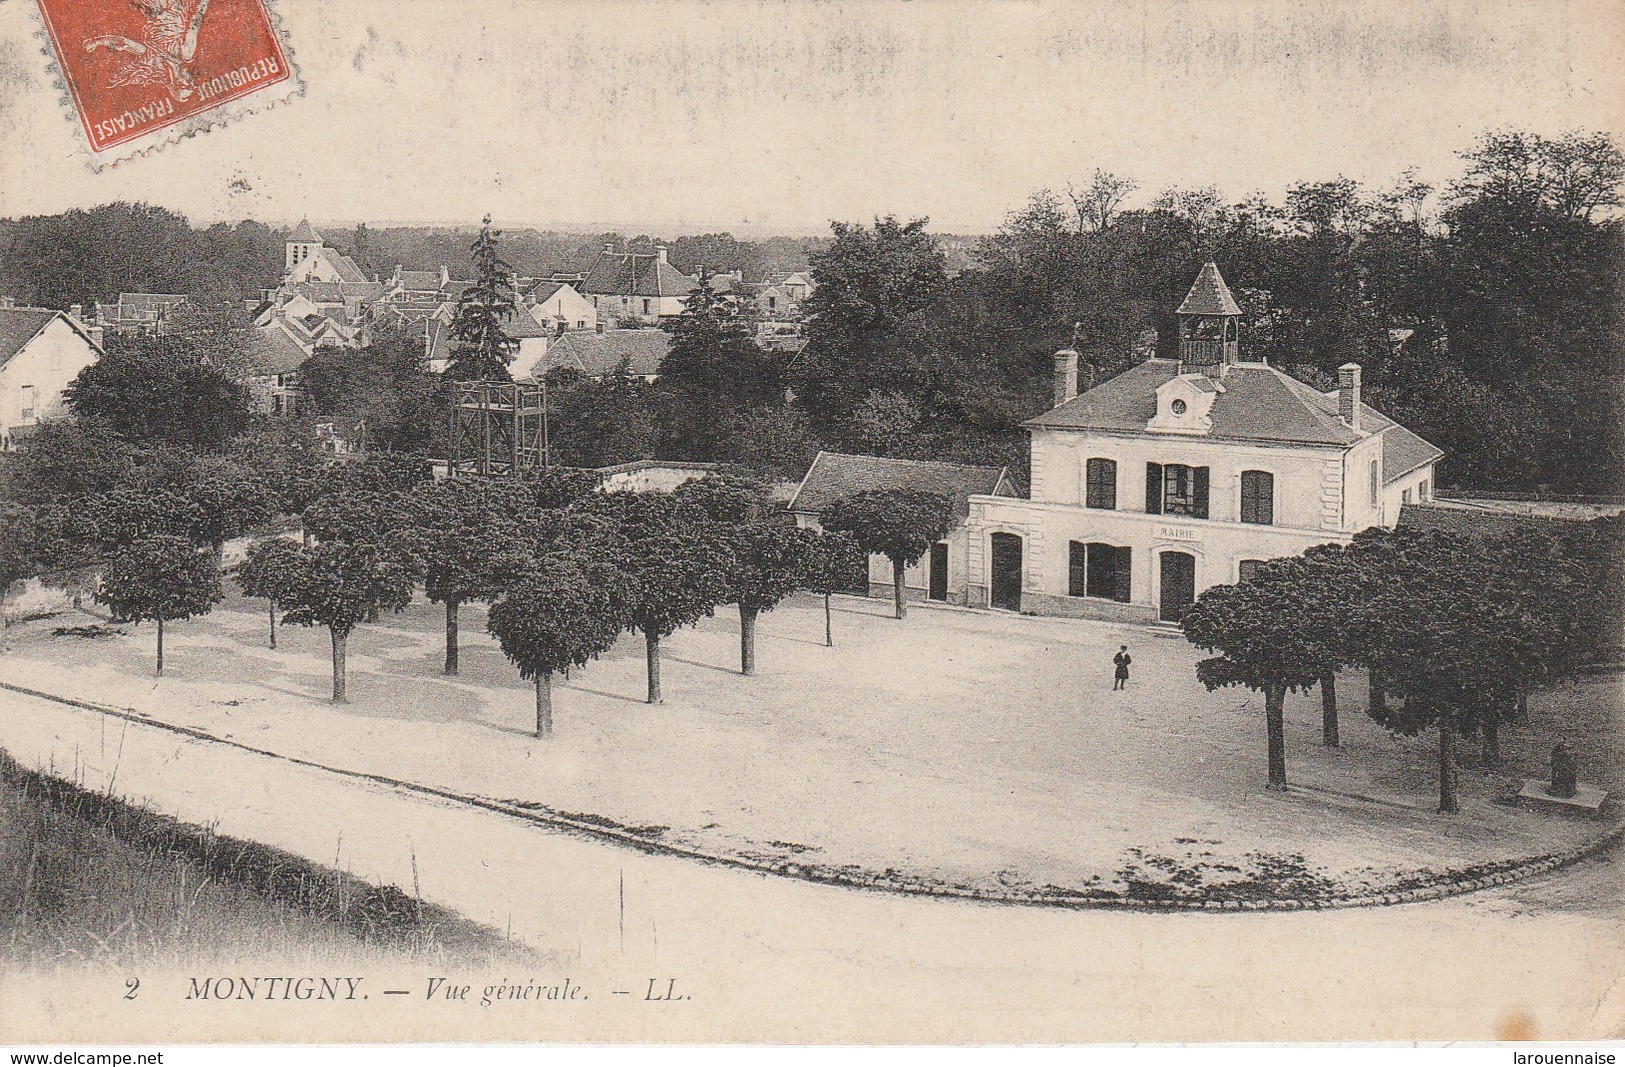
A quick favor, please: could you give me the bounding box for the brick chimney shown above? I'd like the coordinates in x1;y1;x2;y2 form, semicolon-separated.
1338;363;1362;430
1052;348;1079;408
656;246;669;265
69;303;84;323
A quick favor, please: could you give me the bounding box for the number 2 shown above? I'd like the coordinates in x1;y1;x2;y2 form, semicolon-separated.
125;978;139;1000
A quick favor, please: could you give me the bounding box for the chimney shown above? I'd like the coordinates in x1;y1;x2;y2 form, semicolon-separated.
88;325;105;348
69;303;84;323
1338;363;1362;430
1052;348;1080;408
595;320;606;335
656;246;668;264
604;242;615;254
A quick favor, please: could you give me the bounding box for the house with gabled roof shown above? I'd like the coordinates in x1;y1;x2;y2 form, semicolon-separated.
0;304;104;450
526;281;597;333
518;327;669;382
962;262;1443;622
579;245;695;325
788;451;1019;605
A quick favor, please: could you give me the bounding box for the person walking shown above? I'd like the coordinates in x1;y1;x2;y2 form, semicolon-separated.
1112;645;1131;690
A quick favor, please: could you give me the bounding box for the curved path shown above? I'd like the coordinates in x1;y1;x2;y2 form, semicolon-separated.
0;688;1619;1043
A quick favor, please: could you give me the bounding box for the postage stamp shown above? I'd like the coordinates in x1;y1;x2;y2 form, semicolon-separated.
30;0;300;167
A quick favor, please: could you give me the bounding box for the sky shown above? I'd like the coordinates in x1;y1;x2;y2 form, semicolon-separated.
0;0;1620;235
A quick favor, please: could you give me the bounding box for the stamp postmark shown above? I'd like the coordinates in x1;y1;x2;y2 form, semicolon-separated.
31;0;299;167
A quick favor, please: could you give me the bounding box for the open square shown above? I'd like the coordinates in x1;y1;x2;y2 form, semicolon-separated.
4;585;1618;905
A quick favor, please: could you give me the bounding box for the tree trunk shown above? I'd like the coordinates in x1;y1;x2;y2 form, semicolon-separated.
644;630;662;705
534;672;553;739
1320;672;1340;747
1438;712;1459;814
1481;717;1501;767
268;601;278;649
443;597;460;676
1265;685;1287;791
739;604;759;675
824;592;833;647
331;628;349;704
892;558;907;620
1368;669;1387;715
155;617;164;676
1515;687;1530;725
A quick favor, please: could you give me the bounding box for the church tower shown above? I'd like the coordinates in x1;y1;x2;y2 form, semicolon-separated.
1176;261;1241;376
285;218;323;273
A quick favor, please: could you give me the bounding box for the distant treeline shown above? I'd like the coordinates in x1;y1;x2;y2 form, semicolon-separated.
0;203;840;308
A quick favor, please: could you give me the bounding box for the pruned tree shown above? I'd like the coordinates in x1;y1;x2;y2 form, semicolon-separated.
185;461;280;559
801;529;860;647
236;537;306;648
94;534;222;675
396;478;537;675
724;522;820;675
487;555;633;738
67;487;204;551
594;492;733;704
301;489;405;546
821;489;953;619
278;542;416;703
1182;557;1340;791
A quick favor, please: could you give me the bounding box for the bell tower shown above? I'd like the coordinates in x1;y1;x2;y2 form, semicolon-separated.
1176;262;1241;376
285;218;323;274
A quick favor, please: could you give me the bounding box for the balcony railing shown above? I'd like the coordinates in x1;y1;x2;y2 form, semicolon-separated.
1179;339;1237;365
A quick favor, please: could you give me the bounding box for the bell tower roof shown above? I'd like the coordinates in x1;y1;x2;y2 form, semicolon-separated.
288;218;323;245
1177;261;1241;317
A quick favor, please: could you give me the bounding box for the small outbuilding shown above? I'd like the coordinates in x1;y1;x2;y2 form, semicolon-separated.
787;450;1019;606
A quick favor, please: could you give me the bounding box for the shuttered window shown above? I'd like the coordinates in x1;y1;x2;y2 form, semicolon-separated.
1085;458;1117;510
1145;462;1163;514
1240;470;1274;525
1162;464;1209;519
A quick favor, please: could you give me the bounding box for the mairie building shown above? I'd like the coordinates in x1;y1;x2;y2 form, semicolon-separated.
963;263;1442;623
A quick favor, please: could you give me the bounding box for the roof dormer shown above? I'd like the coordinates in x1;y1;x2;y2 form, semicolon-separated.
1148;373;1223;435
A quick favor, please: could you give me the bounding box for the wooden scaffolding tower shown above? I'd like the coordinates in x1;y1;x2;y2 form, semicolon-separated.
447;380;549;478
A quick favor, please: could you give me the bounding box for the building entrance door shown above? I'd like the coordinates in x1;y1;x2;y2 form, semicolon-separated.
989;533;1023;612
928;542;949;601
1159;551;1196;622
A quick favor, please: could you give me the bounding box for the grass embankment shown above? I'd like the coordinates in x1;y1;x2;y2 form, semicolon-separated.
0;750;530;970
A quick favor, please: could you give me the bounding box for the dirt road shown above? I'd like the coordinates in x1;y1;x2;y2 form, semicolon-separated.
0;687;1618;1044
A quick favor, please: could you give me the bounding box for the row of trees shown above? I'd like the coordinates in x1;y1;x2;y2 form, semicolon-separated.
232;474;878;737
1182;520;1624;812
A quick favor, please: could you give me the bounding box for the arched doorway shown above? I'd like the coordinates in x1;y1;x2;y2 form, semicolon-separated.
989;533;1023;612
1158;551;1196;622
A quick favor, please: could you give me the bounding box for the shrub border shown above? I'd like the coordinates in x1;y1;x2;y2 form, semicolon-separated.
2;679;1619;913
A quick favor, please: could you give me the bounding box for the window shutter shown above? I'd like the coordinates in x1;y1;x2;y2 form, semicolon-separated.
1068;542;1087;597
1145;462;1163;514
1193;466;1210;519
1113;546;1133;603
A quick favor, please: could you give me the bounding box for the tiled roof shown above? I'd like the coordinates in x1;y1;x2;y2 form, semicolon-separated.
529;281;568;304
246;326;309;375
527;329;669;378
288;218;323;244
787;451;1016;520
580;251;695;299
1176;262;1241;317
330;253;368;285
118;292;187;314
396;270;443;292
1029;360;1367;445
1378;422;1443;485
0;308;59;369
1396;502;1602;539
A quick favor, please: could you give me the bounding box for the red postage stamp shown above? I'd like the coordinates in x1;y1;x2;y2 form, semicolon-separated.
32;0;299;166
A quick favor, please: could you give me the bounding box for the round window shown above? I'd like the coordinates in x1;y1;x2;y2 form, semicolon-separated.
1170;399;1187;415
